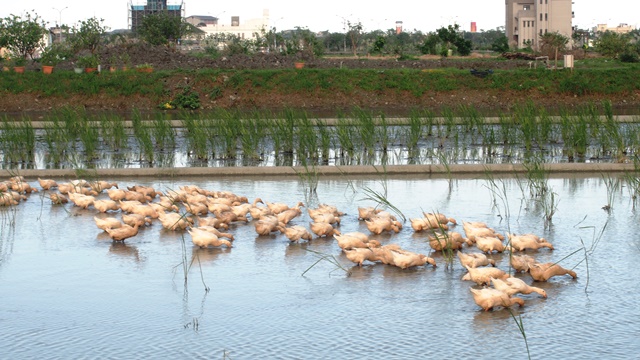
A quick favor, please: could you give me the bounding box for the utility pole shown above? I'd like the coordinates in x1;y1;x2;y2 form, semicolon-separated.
53;6;68;43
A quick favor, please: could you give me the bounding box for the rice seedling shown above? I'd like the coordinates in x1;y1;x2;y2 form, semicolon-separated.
99;114;127;151
152;113;176;152
335;115;355;159
567;218;608;293
0;116;36;164
601;173;621;212
131;109;155;163
360;175;406;223
181;114;209;160
523;155;549;198
541;189;559;229
302;248;351;277
218;109;243;159
352;107;376;156
441;107;456;138
377;113;390;154
623;170;640;209
507;309;531;360
316;120;332;164
77;118;100;161
295;161;319;194
295;112;317;163
406;110;423;152
239;114;266;163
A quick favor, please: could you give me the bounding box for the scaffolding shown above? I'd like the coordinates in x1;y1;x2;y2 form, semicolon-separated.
128;0;185;32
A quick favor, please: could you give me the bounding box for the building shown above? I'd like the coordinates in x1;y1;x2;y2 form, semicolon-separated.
186;15;219;27
594;23;636;34
193;9;269;40
128;0;185;32
505;0;573;50
471;22;477;33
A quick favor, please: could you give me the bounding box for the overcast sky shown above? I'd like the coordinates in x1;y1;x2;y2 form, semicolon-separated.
2;0;637;33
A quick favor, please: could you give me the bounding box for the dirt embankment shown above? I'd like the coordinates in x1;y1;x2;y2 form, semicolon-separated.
3;44;639;115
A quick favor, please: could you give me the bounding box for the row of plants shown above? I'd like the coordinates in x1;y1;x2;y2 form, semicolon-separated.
1;65;639;101
1;102;640;170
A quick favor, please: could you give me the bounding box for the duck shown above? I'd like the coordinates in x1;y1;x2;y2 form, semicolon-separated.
266;200;304;215
462;265;509;285
254;215;282;236
196;216;230;230
308;204;344;219
410;217;448;232
127;185;159;199
357;206;382;221
49;193;69;205
11;181;38;194
130;204;159;219
105;223;140;242
462;221;505;243
422;212;457;226
469;287;525;311
94;216;123;231
188;228;232;248
124;190;152;203
334;232;380;250
507;233;554;251
91;181;119;193
195;226;235;241
277;207;303;224
529;262;578;282
118;200;142;214
475;236;506;253
343;247;375;266
38;178;58;190
0;192;18;206
277;225;313;242
310;212;341;225
457;251;496;268
365;214;401;235
122;213;153;227
390;249;437;269
107;188;128;201
309;222;339;237
428;231;468;251
93;199;120;213
368;244;403;265
155;196;180;213
491;277;547;298
68;193;95;209
158;212;193;231
182;201;209;216
510;254;536;272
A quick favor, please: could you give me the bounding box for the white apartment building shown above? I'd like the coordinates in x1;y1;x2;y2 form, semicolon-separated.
594;23;635;34
189;9;269;40
506;0;573;49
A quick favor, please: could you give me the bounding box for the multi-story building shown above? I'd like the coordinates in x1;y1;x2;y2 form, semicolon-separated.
128;0;185;32
194;9;270;40
505;0;573;49
594;23;636;34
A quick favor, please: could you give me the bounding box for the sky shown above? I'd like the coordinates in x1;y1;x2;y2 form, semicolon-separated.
2;0;637;33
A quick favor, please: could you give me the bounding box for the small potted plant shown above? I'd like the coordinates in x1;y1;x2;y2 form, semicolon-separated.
136;63;154;73
12;56;27;73
120;53;131;71
40;47;63;74
108;54;118;73
77;54;99;73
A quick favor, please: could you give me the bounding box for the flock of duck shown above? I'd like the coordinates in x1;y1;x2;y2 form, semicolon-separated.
0;175;578;311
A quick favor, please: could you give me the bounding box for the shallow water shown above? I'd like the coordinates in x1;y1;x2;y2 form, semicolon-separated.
1;174;639;359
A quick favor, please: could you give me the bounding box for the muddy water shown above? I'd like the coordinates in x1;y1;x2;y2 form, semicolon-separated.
1;175;639;359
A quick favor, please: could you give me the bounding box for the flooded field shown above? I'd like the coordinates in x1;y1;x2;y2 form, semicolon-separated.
1;174;639;359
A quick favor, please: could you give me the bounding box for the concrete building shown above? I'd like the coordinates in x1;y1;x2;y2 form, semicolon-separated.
193;10;269;40
128;0;185;32
594;23;636;34
505;0;573;50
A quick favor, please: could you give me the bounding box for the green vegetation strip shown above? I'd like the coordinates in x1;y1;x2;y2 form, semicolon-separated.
1;66;639;98
7;163;636;179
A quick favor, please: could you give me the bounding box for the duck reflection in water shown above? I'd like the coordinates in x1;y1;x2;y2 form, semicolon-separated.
109;241;143;263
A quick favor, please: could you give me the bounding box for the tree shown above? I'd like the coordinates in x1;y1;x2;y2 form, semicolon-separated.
69;17;108;54
0;12;47;60
434;24;472;56
491;35;509;53
137;11;191;47
417;33;440;55
539;31;569;68
346;21;363;56
594;31;631;59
